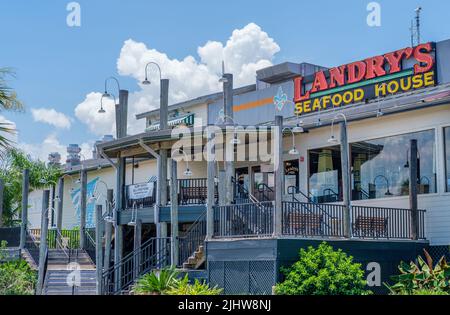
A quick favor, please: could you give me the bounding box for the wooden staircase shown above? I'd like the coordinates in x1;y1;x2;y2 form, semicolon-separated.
182;245;205;270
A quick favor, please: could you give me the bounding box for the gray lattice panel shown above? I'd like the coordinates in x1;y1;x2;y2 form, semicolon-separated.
427;245;450;263
208;261;225;289
224;261;250;294
249;261;276;295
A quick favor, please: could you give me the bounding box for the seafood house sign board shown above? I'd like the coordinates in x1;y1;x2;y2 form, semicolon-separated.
293;42;437;115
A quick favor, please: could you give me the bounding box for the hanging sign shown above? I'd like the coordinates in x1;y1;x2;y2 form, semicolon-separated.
128;182;154;199
294;42;436;115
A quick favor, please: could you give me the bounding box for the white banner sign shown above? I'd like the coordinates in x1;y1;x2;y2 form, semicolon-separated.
128;182;154;199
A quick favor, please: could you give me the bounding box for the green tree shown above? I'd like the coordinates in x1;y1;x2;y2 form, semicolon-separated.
275;242;371;295
0;149;61;226
0;68;22;153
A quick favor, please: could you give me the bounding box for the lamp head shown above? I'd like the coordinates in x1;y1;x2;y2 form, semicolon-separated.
142;78;151;85
104;215;114;223
289;147;299;155
127;220;137;227
385;189;393;196
327;135;338;144
219;76;228;83
292;125;304;133
102;91;110;98
98;107;106;114
184;168;193;177
230;135;241;145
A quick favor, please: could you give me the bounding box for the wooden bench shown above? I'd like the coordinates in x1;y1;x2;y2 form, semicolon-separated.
287;213;323;236
352;216;388;238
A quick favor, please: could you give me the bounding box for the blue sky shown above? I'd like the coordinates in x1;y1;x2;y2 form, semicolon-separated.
1;0;450;161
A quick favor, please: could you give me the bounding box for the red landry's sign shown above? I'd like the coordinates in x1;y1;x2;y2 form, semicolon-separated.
294;42;436;115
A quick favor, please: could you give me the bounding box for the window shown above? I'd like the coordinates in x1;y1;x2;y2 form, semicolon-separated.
284;160;299;194
445;127;450;192
309;146;342;203
351;130;436;200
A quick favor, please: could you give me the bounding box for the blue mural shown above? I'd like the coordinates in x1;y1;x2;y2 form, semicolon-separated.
70;177;99;228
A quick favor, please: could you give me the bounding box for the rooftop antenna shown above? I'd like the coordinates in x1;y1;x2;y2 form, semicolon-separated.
410;7;422;46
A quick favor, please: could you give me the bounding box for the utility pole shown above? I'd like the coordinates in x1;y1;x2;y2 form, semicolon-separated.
36;190;50;295
19;169;30;250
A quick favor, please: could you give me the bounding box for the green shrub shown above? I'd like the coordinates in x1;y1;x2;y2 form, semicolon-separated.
386;249;450;295
275;242;371;295
412;289;448;295
165;275;222;295
131;267;179;295
0;259;37;295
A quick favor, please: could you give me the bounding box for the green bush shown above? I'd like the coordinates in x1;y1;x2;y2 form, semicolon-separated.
386;249;450;295
275;242;371;295
131;267;179;295
0;259;37;295
165;275;222;295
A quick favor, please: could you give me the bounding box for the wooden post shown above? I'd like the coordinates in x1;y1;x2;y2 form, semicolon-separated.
103;189;113;271
274;116;283;236
56;177;64;246
159;149;168;239
95;204;104;295
0;178;4;228
19;169;30;250
133;218;142;277
340;121;351;238
37;190;50;295
206;131;216;239
114;156;125;292
218;170;226;206
223;73;234;205
409;139;419;240
79;169;87;249
170;160;179;265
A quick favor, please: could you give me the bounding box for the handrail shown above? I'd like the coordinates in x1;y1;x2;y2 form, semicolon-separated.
53;228;71;263
287;186;334;221
256;183;274;202
178;212;206;266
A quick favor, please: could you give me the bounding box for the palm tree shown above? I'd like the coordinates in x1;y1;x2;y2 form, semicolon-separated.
0;68;22;152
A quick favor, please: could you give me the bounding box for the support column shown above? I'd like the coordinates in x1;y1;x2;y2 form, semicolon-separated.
159;149;168;238
95;204;104;295
37;190;50;295
118;90;129;138
79;169;87;249
409;139;419;240
206;131;215;239
170;159;179;266
103;189;113;271
218;170;226;237
274;116;283;236
223;73;234;205
133;219;142;277
340;121;351;238
56;177;64;246
114;156;125;292
0;178;4;227
19;169;30;250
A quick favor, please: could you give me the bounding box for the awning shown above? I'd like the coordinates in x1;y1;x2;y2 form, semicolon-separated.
145;113;195;132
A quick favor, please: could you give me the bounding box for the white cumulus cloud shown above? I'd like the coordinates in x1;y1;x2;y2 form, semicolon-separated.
75;22;280;137
31;108;72;129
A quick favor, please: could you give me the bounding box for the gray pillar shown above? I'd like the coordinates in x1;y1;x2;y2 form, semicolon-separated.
206;131;216;239
274;116;283;236
56;177;64;246
79;169;87;249
37;190;50;295
159;149;168;238
170;160;179;265
340;121;351;238
223;73;234;205
160;79;169;130
0;178;4;227
103;189;113;271
95;204;104;295
133;219;142;278
409;139;419;240
115;103;122;140
20;169;30;250
119;90;128;138
114;156;125;292
218;170;226;206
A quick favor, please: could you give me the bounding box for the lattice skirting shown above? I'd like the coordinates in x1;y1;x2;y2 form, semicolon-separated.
427;245;450;262
208;260;276;295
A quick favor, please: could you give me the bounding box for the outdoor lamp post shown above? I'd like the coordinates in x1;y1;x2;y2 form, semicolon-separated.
282;127;299;155
142;62;162;85
216;114;241;145
327;113;348;144
99;93;116;114
373;175;393;196
175;149;193;177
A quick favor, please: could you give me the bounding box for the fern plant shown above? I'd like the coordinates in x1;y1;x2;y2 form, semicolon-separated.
131;267;179;295
165;275;222;295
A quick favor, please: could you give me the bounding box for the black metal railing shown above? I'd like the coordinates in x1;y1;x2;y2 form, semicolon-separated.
179;178;218;205
47;229;81;249
178;212;206;267
84;228;96;263
213;202;274;238
351;205;426;240
282;201;346;237
125;182;157;210
102;237;171;295
24;229;40;266
254;183;275;202
232;177;249;204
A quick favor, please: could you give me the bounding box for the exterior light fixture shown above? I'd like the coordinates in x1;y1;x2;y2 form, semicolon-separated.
176;149;193;177
289;147;299;155
373;175;392;196
230;133;241;145
128;202;138;226
327;135;338;144
292;124;304;133
103;76;120;99
219;75;228;83
184;168;193;177
104;214;114;223
99;93;116;114
283;127;299;156
142;62;162;86
328;113;347;145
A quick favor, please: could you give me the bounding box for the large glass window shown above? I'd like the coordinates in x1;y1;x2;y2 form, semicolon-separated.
445;127;450;192
309;146;342;203
351;130;436;200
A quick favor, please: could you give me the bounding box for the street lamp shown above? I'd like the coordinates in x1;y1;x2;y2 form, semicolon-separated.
175;149;193;177
373;175;393;196
327;113;347;144
216;114;241;145
98;93;116;114
142;62;162;86
282;127;299;155
103;76;121;98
